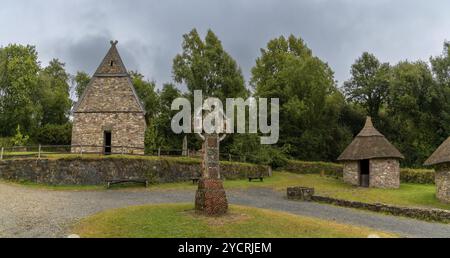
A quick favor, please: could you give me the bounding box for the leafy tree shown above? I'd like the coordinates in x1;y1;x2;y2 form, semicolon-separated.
344;52;390;120
430;42;450;140
384;61;439;166
73;71;91;99
130;71;159;123
0;44;41;135
251;35;352;160
38;59;72;125
173;28;248;101
146;83;185;151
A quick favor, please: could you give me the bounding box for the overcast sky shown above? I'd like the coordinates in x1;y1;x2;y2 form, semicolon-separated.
1;0;450;89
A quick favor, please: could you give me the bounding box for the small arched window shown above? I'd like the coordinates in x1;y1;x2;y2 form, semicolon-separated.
110;60;114;67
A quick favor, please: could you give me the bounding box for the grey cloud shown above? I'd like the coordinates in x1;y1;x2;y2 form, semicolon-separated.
1;0;450;89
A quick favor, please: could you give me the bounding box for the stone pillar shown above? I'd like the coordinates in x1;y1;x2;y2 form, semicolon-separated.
182;135;188;156
195;134;228;216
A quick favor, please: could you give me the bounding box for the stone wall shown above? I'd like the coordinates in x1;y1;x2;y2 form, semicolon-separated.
343;161;359;186
71;112;145;154
370;159;400;189
311;195;450;223
0;157;270;185
436;164;450;203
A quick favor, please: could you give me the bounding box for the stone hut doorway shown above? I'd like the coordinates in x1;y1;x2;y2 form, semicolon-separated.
359;159;370;187
104;131;112;155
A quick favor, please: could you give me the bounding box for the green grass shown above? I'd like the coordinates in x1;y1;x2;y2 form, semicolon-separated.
72;203;397;238
275;173;450;210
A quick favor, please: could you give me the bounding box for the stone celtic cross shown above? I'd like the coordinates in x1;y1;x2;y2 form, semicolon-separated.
194;108;229;216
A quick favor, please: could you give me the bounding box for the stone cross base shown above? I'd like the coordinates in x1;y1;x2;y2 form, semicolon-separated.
195;178;228;216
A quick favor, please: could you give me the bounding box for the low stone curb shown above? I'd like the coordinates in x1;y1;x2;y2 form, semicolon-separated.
309;195;450;223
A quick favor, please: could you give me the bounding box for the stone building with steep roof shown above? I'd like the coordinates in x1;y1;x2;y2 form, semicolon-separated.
71;41;146;154
337;117;404;189
424;138;450;203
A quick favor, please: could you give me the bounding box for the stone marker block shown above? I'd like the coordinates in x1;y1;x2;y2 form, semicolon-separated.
287;186;315;201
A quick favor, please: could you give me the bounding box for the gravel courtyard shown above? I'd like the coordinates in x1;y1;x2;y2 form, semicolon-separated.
1;182;450;238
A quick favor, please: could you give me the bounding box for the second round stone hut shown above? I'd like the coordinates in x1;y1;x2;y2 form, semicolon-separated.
424;138;450;203
337;117;404;189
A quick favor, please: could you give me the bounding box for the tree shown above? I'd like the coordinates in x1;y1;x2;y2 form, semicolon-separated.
173;29;248;101
0;44;41;136
343;52;390;120
146;83;185;151
38;59;72;125
385;61;439;166
130;71;159;123
73;71;91;99
251;35;352;160
430;42;450;140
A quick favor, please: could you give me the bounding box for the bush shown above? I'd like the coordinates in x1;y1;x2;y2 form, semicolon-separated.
33;123;72;145
11;125;30;146
0;137;13;148
400;168;435;184
283;160;343;178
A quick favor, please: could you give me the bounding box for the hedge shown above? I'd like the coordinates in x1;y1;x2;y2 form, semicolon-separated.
283;160;343;178
400;168;434;184
282;160;435;185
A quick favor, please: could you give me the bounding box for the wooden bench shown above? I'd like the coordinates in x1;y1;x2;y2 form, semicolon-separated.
106;179;149;189
248;176;264;182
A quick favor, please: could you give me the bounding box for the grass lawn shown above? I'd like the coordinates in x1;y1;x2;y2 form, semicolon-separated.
72;203;397;238
279;173;450;210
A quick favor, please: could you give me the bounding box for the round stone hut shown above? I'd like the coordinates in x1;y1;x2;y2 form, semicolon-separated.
424;138;450;203
337;117;404;188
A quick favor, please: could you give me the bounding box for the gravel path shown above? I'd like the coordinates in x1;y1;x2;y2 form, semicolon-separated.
1;183;450;238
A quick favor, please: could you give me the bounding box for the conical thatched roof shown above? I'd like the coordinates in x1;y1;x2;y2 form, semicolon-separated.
337;117;404;161
424;137;450;166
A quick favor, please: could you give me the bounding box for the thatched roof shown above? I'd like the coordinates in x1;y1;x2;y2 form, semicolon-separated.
424;137;450;166
337;117;404;161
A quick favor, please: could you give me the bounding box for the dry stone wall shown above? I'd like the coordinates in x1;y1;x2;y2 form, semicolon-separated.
0;158;270;185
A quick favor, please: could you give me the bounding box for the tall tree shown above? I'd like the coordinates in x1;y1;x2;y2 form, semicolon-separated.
145;83;183;152
343;52;390;120
385;61;439;166
173;28;248;101
38;59;72;125
251;35;352;160
430;42;450;140
0;44;41;135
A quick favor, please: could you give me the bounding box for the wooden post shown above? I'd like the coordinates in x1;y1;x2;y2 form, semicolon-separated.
80;145;83;156
158;147;161;157
0;147;3;160
121;146;124;155
38;144;41;159
229;154;232;162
